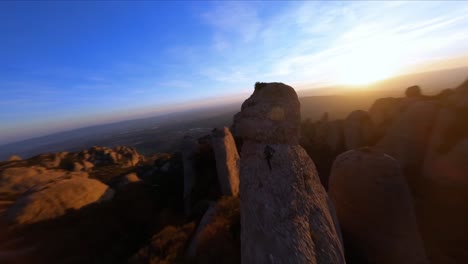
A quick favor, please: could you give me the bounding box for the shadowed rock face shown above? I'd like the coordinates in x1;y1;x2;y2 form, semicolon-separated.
236;82;345;264
181;136;199;214
232;82;301;145
211;127;240;196
328;148;428;264
343;110;375;150
406;85;422;98
376;100;438;191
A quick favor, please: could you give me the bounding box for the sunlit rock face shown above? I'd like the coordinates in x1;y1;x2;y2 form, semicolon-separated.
210;127;240;196
0;166;89;199
236;82;345;264
6;177;114;225
328;147;428;264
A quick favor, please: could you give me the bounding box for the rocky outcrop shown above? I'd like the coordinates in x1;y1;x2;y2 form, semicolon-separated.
418;94;468;263
328;148;428;264
0;166;88;198
235;82;345;264
406;85;422;98
232;82;301;144
120;173;141;187
300;116;344;189
343;110;375;150
376;100;438;191
182;136;199;214
7;155;21;161
6;177;114;225
368;97;401;137
210;127;240;196
186;202;217;258
446;79;468;109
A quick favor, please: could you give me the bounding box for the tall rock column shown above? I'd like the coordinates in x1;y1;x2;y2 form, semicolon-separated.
328;147;428;264
182;136;199;214
211;127;240;196
232;82;345;264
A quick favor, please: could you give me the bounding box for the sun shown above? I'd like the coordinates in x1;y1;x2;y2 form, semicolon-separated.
336;36;401;86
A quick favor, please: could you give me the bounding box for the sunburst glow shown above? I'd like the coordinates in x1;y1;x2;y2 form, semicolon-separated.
336;36;401;85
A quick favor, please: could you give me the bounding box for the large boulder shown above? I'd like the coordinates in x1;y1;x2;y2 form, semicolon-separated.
328;148;428;264
343;110;375;150
300;117;344;189
446;79;468;109
0;166;88;198
376;100;438;191
368;97;401;136
7;155;22;162
232;82;301;144
405;85;422;98
419;105;468;263
6;177;114;225
210;127;240;196
236;83;345;264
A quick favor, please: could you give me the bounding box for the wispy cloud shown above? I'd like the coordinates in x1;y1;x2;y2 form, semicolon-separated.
193;1;468;87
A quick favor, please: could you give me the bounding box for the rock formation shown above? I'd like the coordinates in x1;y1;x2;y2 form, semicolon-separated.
6;177;114;225
405;85;422;98
7;155;22;161
234;82;345;264
417;81;468;263
186;202;217;258
376;100;438;191
182;136;199;214
232;82;301;144
343;110;375;150
300;115;344;189
328;148;428;264
0;166;88;199
210;127;240;196
368;97;401;137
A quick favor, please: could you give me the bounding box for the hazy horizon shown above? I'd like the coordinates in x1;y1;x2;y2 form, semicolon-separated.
2;1;468;144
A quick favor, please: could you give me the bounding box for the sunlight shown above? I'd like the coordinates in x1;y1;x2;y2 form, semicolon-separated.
336;36;402;85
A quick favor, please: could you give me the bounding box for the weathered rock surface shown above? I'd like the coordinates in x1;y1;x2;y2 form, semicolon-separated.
368;97;401;137
300;116;344;189
343;110;375;150
182;136;199;213
446;79;468;109
6;177;114;225
406;85;422;98
328;148;428;264
0;166;88;198
186;202;217;258
419;102;468;263
376;100;438;190
120;173;141;186
237;82;345;264
232;82;301;144
7;155;22;162
210;127;240;196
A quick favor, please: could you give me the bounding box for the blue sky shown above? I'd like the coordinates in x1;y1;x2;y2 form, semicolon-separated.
2;1;468;144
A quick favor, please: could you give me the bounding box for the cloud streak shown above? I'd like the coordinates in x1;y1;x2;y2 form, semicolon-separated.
193;1;468;87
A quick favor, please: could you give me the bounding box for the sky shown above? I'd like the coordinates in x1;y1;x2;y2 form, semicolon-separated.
2;1;468;144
